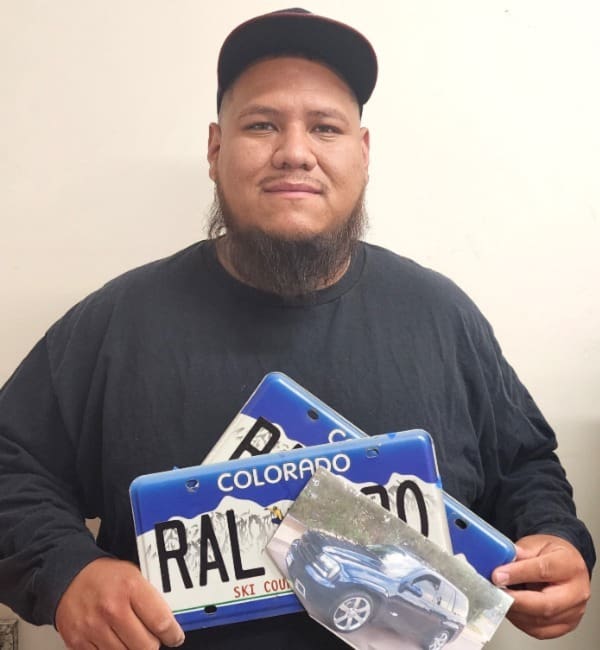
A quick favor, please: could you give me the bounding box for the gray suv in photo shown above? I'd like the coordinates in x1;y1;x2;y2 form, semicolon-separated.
286;530;469;650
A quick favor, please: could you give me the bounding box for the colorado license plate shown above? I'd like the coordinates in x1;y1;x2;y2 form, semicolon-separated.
130;431;448;630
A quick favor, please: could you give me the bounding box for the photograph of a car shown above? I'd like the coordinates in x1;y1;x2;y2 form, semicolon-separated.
267;469;513;650
285;529;468;650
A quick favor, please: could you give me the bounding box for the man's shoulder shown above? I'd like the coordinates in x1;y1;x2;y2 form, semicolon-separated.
361;242;475;309
45;241;212;344
101;240;210;294
360;242;495;347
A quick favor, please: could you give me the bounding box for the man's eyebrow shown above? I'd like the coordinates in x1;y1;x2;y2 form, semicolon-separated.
236;105;351;125
306;109;350;125
237;105;280;119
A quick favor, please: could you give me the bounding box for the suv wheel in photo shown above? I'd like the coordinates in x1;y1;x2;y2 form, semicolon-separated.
425;628;450;650
329;590;375;632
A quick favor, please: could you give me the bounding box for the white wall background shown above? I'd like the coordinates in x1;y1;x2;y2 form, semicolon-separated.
1;1;598;648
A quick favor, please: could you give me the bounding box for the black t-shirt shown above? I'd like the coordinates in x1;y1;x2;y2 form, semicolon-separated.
0;240;594;646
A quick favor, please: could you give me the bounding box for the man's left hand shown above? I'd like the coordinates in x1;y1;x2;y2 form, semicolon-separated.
492;533;591;639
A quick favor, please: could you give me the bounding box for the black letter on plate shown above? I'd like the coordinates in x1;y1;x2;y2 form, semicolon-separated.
230;416;281;459
227;509;266;580
200;513;230;586
155;520;193;593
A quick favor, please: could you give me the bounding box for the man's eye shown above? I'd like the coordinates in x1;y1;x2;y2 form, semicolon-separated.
313;124;341;135
246;122;275;131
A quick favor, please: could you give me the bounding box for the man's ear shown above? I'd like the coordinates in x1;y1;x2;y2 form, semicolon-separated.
360;127;370;179
207;122;221;182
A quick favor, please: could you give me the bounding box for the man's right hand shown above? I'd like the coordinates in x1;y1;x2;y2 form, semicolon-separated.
55;557;185;649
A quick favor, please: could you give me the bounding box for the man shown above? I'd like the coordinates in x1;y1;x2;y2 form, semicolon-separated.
0;8;594;650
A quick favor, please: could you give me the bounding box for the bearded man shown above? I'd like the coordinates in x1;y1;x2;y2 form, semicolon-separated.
0;8;593;650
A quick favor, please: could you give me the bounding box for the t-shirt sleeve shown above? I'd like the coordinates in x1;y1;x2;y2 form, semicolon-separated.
0;336;111;625
465;311;595;574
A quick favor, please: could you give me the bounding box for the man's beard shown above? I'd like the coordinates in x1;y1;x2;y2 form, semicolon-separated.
206;183;368;298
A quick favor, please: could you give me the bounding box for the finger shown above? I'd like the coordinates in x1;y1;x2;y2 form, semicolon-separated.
507;583;589;618
507;598;586;640
497;534;566;569
69;625;127;650
493;550;571;587
98;629;128;650
507;616;579;640
60;614;127;650
111;610;161;650
130;581;184;648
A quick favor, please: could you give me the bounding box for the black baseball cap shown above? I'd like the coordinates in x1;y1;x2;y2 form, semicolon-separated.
216;8;378;113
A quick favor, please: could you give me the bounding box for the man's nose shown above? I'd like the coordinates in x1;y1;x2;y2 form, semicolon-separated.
271;126;317;170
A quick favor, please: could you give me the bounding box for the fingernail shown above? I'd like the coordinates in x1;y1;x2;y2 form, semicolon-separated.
494;571;510;586
173;634;185;647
